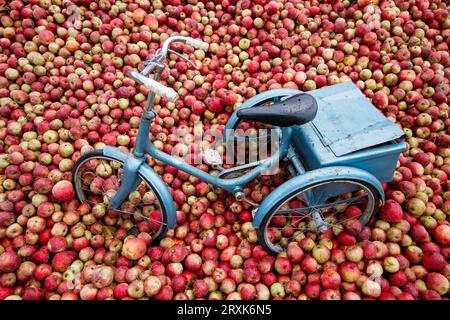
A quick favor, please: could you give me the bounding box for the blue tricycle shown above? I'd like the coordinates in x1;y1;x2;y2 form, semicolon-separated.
72;36;407;254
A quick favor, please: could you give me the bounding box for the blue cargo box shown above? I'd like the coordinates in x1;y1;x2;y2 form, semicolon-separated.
291;82;408;183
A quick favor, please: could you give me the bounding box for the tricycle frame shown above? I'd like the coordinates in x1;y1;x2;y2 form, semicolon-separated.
106;76;387;226
108;102;300;210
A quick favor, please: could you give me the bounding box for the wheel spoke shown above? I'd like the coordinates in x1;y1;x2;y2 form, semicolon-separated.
108;206;167;226
270;225;313;231
284;229;313;240
84;199;101;206
275;214;311;221
81;187;104;196
275;194;367;215
135;202;156;208
329;215;360;227
276;207;310;215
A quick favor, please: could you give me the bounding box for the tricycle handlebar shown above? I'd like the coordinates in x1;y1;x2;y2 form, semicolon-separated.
160;36;209;58
128;36;208;103
128;70;178;102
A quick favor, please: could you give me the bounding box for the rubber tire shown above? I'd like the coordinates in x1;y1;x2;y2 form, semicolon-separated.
256;178;382;255
72;149;169;243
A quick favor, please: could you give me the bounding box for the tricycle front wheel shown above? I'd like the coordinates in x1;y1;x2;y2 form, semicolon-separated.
257;178;381;254
72;150;169;242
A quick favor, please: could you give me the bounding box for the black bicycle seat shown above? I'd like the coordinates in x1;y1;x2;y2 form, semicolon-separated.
236;93;318;127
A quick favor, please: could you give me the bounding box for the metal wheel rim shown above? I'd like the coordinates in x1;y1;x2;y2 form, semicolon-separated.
262;180;376;253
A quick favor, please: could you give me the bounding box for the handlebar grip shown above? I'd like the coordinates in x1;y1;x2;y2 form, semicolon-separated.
185;38;209;51
129;70;178;102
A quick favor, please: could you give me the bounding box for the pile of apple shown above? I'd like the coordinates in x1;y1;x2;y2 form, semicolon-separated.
0;0;449;300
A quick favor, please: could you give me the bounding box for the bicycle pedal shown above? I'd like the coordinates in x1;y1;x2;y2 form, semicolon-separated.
204;149;223;167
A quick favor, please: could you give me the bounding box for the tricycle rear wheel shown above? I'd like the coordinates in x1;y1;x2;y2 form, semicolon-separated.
257;178;381;254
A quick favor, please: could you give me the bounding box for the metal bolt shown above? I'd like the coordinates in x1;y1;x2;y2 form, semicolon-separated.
235;191;245;201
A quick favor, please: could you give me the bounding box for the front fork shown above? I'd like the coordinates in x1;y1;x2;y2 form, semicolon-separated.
109;103;159;209
108;155;145;210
